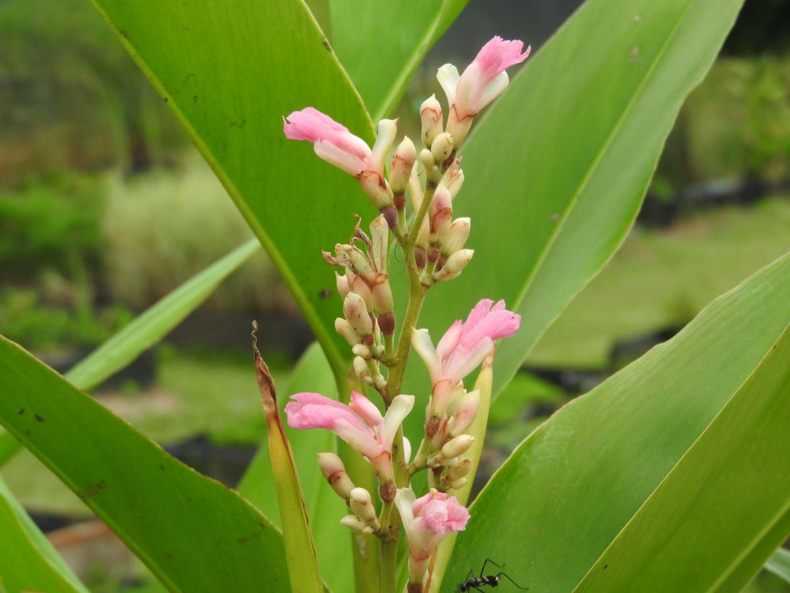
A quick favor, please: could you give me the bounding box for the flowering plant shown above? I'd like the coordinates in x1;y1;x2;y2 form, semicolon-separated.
1;3;787;593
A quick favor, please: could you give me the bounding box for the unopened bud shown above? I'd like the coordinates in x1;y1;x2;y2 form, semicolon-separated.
350;487;380;528
420;94;443;147
448;389;480;437
434;249;474;282
372;282;394;317
440;217;471;254
369;215;389;273
353;356;371;383
344;292;373;337
441;434;474;459
335;318;360;346
391;136;416;194
336;244;376;284
447;108;473;147
335;273;351;298
419;148;440;184
441;160;465;199
359;170;393;209
430;185;453;235
377;311;395;337
370;119;398;174
352;344;371;359
318;452;355;501
449;477;468;490
431;132;454;165
446;458;472;481
341;514;374;535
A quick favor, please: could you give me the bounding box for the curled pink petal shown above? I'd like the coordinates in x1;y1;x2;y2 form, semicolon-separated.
283;106;373;175
452;36;531;118
349;391;384;427
413;490;469;536
474;36;531;80
425;298;521;385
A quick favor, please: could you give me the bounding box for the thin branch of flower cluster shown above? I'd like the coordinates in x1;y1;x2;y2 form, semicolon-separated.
280;36;530;593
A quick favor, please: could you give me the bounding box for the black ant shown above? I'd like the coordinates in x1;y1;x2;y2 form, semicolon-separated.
458;559;529;592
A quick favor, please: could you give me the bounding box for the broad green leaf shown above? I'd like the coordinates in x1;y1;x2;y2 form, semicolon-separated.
0;239;259;467
441;252;790;593
239;343;352;593
766;549;790;584
0;337;290;593
0;477;90;593
330;0;468;119
88;0;374;381
407;0;746;404
572;328;790;593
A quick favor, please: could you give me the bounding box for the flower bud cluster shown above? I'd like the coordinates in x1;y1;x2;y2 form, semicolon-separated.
282;33;531;593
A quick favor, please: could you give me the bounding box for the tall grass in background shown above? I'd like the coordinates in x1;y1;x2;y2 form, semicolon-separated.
102;156;284;311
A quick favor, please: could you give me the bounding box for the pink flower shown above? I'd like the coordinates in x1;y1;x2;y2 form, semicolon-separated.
438;36;530;120
283;107;373;176
412;298;521;388
285;391;413;463
395;488;469;584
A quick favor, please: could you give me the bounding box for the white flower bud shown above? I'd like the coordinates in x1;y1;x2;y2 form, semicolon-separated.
369;215;389;274
431;132;454;164
446;458;472;480
370;119;398;174
434;249;474;282
440;161;465;199
335;318;360;346
352;343;371;359
359;170;393;209
335;272;351;298
440;217;471;254
372;282;394;317
449;477;468;490
420;94;443;147
318;452;355;501
419;148;440;184
353;356;371;383
341;514;374;535
441;434;474;459
344;292;373;338
446;108;474;147
391;136;416;194
448;388;480;437
350;487;380;528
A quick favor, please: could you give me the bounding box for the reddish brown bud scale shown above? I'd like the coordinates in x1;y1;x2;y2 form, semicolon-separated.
381;205;399;230
378;312;396;336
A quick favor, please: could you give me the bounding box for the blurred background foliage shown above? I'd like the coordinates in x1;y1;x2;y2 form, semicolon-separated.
0;0;788;590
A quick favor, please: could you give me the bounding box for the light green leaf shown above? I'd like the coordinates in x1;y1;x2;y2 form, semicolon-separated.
407;0;745;403
0;477;90;593
88;0;374;381
239;343;352;593
441;252;790;593
330;0;468;119
0;239;259;467
0;337;290;593
766;548;790;584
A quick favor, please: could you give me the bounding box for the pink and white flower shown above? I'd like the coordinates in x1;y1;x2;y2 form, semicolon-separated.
412;298;521;390
437;36;530;145
283;108;397;208
285;391;413;475
395;488;470;585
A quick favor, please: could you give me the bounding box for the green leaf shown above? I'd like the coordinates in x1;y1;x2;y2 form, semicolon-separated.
766;549;790;584
0;337;290;593
330;0;468;119
441;252;790;593
408;0;745;402
0;239;259;467
0;477;90;593
88;0;374;381
239;343;352;593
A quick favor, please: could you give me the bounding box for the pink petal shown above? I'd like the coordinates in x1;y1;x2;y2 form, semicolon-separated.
283;107;346;142
474;36;531;80
349;391;384;427
436;320;463;364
